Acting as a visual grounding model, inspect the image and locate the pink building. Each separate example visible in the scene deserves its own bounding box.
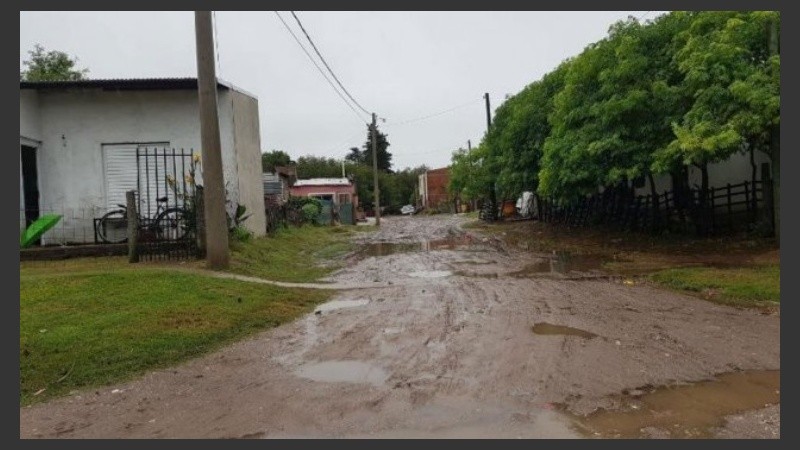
[289,178,358,208]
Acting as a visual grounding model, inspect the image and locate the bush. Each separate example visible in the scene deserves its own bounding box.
[287,196,324,225]
[231,225,252,242]
[301,203,321,223]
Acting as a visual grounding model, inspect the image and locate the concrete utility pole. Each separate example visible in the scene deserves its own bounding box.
[195,11,229,269]
[371,113,381,226]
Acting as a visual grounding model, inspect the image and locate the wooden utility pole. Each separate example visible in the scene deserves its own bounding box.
[484,92,496,220]
[126,190,139,263]
[769,18,780,244]
[195,11,229,268]
[371,113,381,226]
[484,93,492,130]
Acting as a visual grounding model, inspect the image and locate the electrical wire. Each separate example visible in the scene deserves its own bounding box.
[387,97,483,127]
[274,11,368,125]
[290,11,373,117]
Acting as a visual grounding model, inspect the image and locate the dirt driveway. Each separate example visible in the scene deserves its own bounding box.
[20,215,779,438]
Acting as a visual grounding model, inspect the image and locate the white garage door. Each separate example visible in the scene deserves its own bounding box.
[103,143,170,213]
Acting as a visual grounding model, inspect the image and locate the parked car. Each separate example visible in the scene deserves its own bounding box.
[401,204,416,215]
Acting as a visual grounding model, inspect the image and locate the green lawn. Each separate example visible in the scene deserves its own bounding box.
[20,264,330,406]
[650,264,780,307]
[229,225,362,283]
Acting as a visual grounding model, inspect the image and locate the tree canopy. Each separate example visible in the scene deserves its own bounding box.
[261,150,294,172]
[449,11,779,209]
[20,44,89,81]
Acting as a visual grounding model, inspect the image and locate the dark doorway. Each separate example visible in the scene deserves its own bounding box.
[21,145,40,228]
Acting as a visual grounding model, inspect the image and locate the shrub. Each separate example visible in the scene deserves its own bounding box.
[301,203,321,223]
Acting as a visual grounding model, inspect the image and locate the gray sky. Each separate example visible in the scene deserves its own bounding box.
[20,11,664,171]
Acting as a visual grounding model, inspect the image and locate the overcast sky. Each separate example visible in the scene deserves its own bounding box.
[20,11,665,171]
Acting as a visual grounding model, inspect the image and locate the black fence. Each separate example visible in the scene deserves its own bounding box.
[133,148,199,261]
[265,203,305,234]
[525,179,773,236]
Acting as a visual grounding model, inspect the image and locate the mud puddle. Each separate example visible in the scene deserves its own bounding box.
[294,361,389,387]
[354,235,481,258]
[532,323,598,339]
[568,370,780,438]
[511,251,623,277]
[408,270,452,278]
[314,299,369,314]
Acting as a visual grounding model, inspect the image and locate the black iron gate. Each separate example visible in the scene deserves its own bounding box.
[134,147,199,261]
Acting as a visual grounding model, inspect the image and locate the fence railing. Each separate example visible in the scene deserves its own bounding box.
[503,178,773,237]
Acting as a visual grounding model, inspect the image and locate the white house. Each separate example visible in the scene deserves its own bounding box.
[19,78,266,244]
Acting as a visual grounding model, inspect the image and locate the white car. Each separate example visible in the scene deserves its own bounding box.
[401,205,416,215]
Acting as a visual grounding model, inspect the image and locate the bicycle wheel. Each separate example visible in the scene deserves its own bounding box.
[154,208,188,240]
[97,209,128,244]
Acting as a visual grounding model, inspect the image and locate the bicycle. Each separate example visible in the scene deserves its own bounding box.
[96,196,189,244]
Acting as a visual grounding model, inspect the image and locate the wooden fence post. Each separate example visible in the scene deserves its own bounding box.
[761,163,773,234]
[726,183,733,231]
[195,186,207,258]
[126,190,139,263]
[709,187,716,235]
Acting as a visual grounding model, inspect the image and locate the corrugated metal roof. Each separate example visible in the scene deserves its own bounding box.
[263,173,284,195]
[19,77,251,96]
[293,178,352,187]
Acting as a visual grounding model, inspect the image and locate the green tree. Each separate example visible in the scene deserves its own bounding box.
[362,125,393,172]
[653,11,779,235]
[261,150,294,172]
[295,155,343,179]
[344,147,363,164]
[20,44,88,81]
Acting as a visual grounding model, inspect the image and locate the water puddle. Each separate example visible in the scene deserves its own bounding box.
[314,299,369,314]
[568,370,780,438]
[294,360,389,387]
[408,270,452,278]
[532,323,598,339]
[511,251,621,277]
[453,270,499,279]
[355,235,481,258]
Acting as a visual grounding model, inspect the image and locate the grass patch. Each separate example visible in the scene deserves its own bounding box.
[229,225,366,283]
[20,263,330,406]
[650,264,780,307]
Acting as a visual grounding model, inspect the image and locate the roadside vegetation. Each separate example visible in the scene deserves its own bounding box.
[650,264,779,307]
[20,262,330,406]
[468,219,779,309]
[229,224,369,283]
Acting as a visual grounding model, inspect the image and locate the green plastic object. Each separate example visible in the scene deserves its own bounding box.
[20,214,61,248]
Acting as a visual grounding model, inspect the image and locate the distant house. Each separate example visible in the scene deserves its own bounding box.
[263,171,291,206]
[289,178,358,209]
[418,167,452,211]
[19,77,266,244]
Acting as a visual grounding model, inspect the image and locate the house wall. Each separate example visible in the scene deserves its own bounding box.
[230,90,266,236]
[20,90,41,142]
[418,173,427,207]
[424,168,451,209]
[633,151,773,212]
[25,87,242,244]
[289,185,356,204]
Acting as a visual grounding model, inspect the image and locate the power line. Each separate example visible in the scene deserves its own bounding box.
[388,98,484,127]
[273,11,367,124]
[289,11,372,117]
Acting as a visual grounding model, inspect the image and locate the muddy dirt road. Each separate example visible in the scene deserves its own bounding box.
[20,215,779,438]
